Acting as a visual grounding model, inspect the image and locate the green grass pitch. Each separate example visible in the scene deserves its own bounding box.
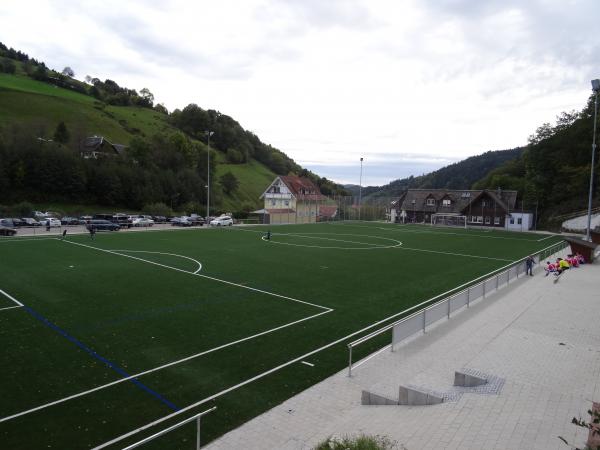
[0,222,562,449]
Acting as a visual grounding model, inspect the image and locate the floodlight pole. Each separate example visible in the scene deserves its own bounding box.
[205,131,214,220]
[586,79,600,241]
[358,157,363,220]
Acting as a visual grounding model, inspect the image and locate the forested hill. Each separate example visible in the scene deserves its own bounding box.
[474,100,599,225]
[0,42,346,215]
[354,148,523,198]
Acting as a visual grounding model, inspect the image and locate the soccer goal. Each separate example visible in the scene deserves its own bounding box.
[431,214,467,229]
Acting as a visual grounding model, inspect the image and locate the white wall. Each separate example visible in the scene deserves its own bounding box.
[505,213,533,231]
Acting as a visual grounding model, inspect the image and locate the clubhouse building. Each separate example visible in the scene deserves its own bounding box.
[390,189,533,230]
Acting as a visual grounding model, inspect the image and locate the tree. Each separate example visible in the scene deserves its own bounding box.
[139,87,154,107]
[61,66,75,77]
[154,103,168,115]
[53,122,70,144]
[219,172,239,195]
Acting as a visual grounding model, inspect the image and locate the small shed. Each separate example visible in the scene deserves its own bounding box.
[564,237,598,263]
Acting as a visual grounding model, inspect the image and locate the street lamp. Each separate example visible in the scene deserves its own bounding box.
[358,157,364,221]
[205,131,214,220]
[586,79,600,241]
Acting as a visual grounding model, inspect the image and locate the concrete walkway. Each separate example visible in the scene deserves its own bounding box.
[207,255,600,450]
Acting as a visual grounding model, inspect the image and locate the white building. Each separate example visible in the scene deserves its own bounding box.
[505,212,533,231]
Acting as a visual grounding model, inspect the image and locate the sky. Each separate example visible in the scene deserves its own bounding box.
[1,0,599,186]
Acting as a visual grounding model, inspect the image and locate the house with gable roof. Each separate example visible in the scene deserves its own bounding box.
[390,188,530,229]
[80,136,127,159]
[259,175,336,224]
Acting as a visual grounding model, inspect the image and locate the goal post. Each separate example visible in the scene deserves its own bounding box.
[431,214,467,229]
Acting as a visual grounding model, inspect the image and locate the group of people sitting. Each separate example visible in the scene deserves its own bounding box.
[544,253,586,277]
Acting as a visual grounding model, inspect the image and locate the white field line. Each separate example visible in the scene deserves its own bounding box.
[0,308,332,425]
[335,223,546,242]
[0,288,24,306]
[260,232,402,250]
[300,361,314,367]
[396,246,513,262]
[111,250,202,274]
[537,234,555,242]
[0,237,59,243]
[0,305,22,312]
[253,229,508,261]
[89,238,567,450]
[62,239,331,312]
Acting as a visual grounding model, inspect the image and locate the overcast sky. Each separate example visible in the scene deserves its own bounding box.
[1,0,598,186]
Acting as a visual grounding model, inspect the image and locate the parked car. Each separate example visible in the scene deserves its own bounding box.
[41,218,61,228]
[80,215,93,223]
[152,215,167,223]
[210,216,233,226]
[0,218,15,228]
[86,220,119,232]
[21,218,41,227]
[9,218,26,227]
[171,217,193,227]
[113,215,133,228]
[0,225,17,236]
[33,210,47,219]
[189,216,205,226]
[132,217,154,227]
[61,217,83,225]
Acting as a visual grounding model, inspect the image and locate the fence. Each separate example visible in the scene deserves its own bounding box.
[346,240,569,376]
[93,407,216,450]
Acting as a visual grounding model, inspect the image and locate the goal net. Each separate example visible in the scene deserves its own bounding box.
[431,214,467,229]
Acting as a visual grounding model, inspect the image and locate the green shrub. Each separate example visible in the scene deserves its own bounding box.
[313,434,397,450]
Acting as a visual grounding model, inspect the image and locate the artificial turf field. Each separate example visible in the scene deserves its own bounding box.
[0,221,563,449]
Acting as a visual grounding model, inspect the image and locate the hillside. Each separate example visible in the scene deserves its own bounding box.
[354,148,523,198]
[0,43,346,215]
[474,102,599,226]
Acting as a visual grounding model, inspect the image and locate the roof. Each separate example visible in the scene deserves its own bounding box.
[261,175,324,200]
[399,189,518,214]
[266,208,296,214]
[80,135,126,155]
[280,176,324,200]
[318,205,338,217]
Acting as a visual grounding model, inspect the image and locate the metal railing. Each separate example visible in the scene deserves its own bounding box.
[93,407,216,450]
[347,240,569,376]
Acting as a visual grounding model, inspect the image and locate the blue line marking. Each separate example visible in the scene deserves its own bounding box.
[24,306,179,411]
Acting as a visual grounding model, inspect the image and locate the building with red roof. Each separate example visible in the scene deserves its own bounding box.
[259,176,337,224]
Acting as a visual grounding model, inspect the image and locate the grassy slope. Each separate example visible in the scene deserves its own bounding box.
[214,152,275,211]
[0,73,275,210]
[0,223,564,449]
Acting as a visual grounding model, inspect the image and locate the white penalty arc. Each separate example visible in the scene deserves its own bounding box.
[261,232,402,250]
[110,250,203,274]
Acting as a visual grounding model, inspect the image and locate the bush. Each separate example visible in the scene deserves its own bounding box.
[11,201,34,217]
[313,434,398,450]
[142,202,174,217]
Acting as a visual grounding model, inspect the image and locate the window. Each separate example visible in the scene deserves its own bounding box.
[411,199,416,205]
[517,218,522,225]
[442,199,451,206]
[284,200,289,206]
[510,218,515,224]
[470,216,477,222]
[476,216,483,223]
[481,200,487,207]
[485,216,490,224]
[271,200,276,206]
[461,192,471,198]
[426,198,435,206]
[494,217,500,225]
